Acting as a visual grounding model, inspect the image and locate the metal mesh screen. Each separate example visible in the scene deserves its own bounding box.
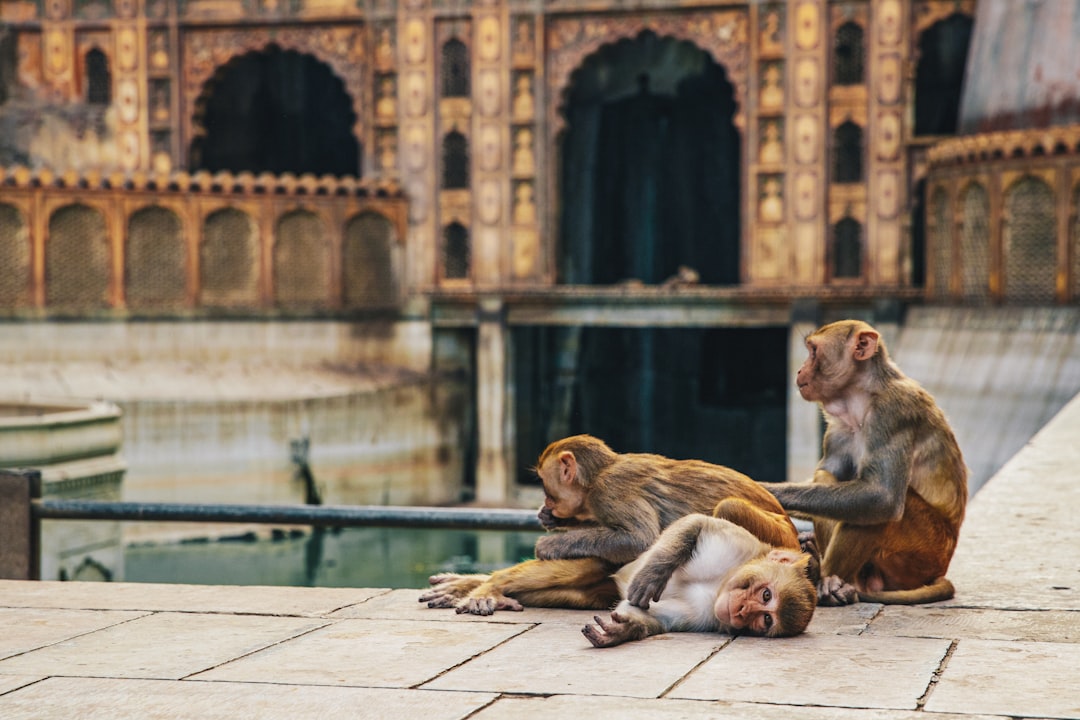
[443,222,470,279]
[832,217,862,278]
[0,203,31,308]
[442,131,469,189]
[342,212,397,309]
[199,208,259,308]
[931,187,952,298]
[441,38,470,97]
[832,121,863,183]
[960,183,990,301]
[274,210,330,309]
[1003,176,1056,304]
[126,205,186,310]
[46,204,110,309]
[834,21,864,85]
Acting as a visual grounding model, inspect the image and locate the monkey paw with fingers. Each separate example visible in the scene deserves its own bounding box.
[817,574,859,606]
[419,573,488,608]
[625,564,674,609]
[582,611,640,648]
[455,590,524,615]
[534,533,578,560]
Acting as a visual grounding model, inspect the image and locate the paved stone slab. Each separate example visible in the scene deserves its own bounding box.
[424,622,726,698]
[0,676,41,696]
[335,588,602,625]
[803,603,881,635]
[0,612,326,680]
[0,677,497,720]
[192,618,528,688]
[0,580,384,617]
[868,606,1080,643]
[926,639,1080,718]
[669,633,951,710]
[471,695,1008,720]
[0,608,148,660]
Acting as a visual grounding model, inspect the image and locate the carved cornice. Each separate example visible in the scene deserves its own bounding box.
[546,10,749,134]
[927,124,1080,168]
[0,166,404,197]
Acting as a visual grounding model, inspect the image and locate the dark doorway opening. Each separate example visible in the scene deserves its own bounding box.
[513,326,788,485]
[191,44,360,177]
[558,31,741,285]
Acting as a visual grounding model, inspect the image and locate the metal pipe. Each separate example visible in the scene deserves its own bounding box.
[33,499,542,532]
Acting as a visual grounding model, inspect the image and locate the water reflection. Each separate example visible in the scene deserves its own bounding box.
[125,527,544,589]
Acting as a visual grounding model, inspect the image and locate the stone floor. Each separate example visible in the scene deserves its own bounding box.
[1,393,1079,719]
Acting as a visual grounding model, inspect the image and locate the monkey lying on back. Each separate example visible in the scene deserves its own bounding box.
[420,434,801,614]
[583,514,818,647]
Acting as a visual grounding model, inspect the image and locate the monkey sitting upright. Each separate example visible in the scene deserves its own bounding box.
[762,319,967,605]
[420,434,802,615]
[582,514,818,647]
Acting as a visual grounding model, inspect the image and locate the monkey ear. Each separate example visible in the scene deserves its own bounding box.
[558,451,577,484]
[766,549,802,564]
[852,330,880,361]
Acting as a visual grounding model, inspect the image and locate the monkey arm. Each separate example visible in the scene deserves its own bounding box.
[761,432,911,525]
[624,514,710,609]
[582,602,667,648]
[534,524,653,565]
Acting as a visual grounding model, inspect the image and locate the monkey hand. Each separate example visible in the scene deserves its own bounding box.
[418,573,489,608]
[625,564,673,610]
[817,574,859,606]
[455,589,524,616]
[534,533,579,560]
[582,611,636,648]
[537,506,567,530]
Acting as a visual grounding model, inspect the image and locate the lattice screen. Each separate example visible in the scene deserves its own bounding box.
[199,208,259,307]
[0,204,31,308]
[443,222,470,279]
[931,187,952,298]
[1003,176,1056,304]
[342,212,397,309]
[832,217,862,278]
[960,183,990,301]
[274,210,330,309]
[126,206,186,310]
[833,21,865,86]
[46,204,109,309]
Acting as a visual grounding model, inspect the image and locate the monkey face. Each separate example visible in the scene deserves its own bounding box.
[537,455,589,521]
[713,560,783,636]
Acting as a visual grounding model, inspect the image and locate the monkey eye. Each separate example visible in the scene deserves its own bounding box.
[763,614,773,631]
[762,588,772,603]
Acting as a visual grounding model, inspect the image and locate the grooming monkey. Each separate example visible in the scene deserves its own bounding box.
[582,514,818,647]
[763,319,967,605]
[420,434,801,615]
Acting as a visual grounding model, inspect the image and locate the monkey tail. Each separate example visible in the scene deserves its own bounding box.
[857,576,955,605]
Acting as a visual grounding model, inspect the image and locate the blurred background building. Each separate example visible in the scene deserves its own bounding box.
[0,0,1078,528]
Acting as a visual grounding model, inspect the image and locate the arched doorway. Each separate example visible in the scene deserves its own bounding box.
[558,31,741,285]
[190,44,360,177]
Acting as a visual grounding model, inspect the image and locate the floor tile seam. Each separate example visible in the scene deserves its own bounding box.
[413,622,539,689]
[0,610,154,663]
[178,619,334,680]
[655,636,733,700]
[915,639,959,711]
[321,588,395,616]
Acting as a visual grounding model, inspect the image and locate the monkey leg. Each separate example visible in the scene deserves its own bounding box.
[816,490,958,605]
[457,557,619,615]
[712,497,800,550]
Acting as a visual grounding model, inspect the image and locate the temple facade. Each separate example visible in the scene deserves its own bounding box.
[2,0,1079,507]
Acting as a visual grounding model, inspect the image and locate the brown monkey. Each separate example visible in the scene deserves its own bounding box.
[762,319,967,605]
[419,434,800,615]
[582,514,818,647]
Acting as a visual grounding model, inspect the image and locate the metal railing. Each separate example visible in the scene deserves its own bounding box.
[0,468,540,581]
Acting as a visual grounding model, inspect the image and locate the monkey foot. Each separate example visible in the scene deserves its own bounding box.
[419,573,489,608]
[455,592,524,616]
[817,574,859,606]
